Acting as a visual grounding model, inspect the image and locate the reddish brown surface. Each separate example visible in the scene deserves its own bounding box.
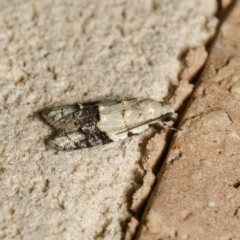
[136,1,240,239]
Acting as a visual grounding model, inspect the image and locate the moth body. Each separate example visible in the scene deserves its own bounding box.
[41,98,177,150]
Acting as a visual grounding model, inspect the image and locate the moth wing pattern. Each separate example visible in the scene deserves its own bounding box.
[46,129,111,150]
[41,101,101,132]
[41,105,80,130]
[41,101,112,150]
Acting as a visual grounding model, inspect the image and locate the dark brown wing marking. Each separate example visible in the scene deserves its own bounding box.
[41,102,100,132]
[48,127,112,151]
[41,101,112,150]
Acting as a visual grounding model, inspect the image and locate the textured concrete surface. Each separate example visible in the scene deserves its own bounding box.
[136,1,240,239]
[129,46,208,220]
[0,0,217,239]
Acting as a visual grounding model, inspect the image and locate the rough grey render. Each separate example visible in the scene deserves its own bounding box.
[0,0,217,239]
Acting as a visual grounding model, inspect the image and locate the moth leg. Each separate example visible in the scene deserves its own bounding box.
[120,132,141,157]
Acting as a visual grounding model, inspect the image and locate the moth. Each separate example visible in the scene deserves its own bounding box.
[41,98,177,150]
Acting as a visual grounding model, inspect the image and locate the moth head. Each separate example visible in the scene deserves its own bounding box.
[159,101,177,118]
[160,112,178,123]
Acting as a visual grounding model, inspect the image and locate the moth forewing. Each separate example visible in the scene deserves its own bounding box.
[41,98,177,150]
[41,105,80,127]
